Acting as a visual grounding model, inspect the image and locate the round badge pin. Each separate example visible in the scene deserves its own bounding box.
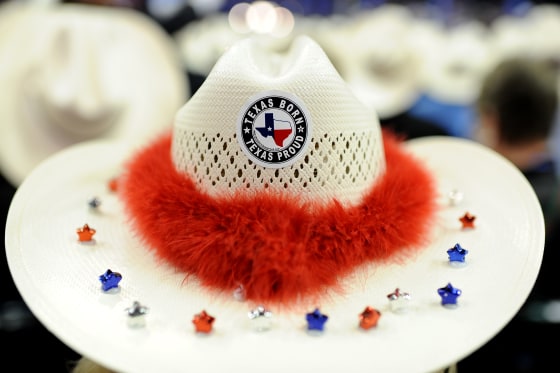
[237,90,312,169]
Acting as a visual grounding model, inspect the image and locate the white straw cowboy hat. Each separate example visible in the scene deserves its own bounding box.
[0,2,189,187]
[5,35,544,373]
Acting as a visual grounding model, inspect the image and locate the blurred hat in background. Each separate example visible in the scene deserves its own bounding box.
[487,12,533,65]
[524,3,560,64]
[330,4,422,119]
[0,2,189,187]
[174,13,242,77]
[420,20,495,106]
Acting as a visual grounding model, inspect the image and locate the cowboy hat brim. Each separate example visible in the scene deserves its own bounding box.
[5,135,543,373]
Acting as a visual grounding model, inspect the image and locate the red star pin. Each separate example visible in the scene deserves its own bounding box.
[459,212,476,229]
[77,224,96,242]
[108,177,119,192]
[359,306,381,330]
[192,310,215,334]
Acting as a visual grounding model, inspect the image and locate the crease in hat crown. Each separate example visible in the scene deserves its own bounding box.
[22,14,125,139]
[172,35,385,206]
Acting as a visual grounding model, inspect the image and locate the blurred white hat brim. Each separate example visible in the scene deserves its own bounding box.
[345,69,420,119]
[5,136,544,373]
[0,3,189,186]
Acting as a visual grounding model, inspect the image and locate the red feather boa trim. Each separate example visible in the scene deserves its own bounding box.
[119,130,438,306]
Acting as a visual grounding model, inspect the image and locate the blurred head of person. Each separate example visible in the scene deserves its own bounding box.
[475,56,558,170]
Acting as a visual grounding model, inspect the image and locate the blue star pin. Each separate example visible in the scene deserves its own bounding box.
[437,283,462,307]
[99,269,122,292]
[306,308,328,332]
[447,243,468,266]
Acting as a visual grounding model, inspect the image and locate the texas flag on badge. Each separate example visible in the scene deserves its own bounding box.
[255,112,293,147]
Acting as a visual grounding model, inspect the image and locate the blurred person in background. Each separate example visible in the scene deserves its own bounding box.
[474,56,560,263]
[458,55,560,372]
